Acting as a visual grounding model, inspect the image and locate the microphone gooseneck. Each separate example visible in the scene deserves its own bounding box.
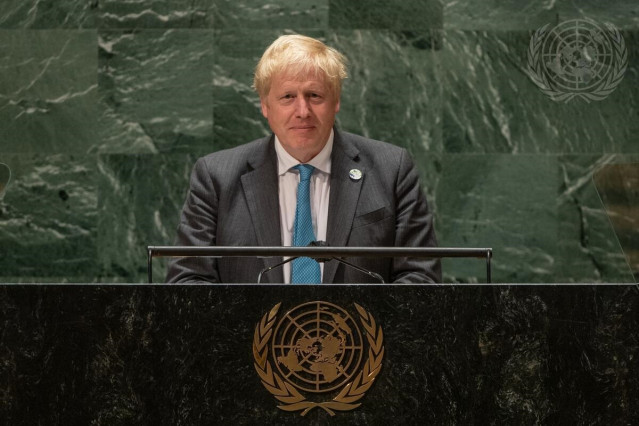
[257,241,385,284]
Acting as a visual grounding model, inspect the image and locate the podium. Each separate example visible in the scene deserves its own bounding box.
[2,283,638,424]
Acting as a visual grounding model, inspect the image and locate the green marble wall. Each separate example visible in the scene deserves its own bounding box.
[0,1,637,283]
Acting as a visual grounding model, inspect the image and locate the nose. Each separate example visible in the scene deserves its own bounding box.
[294,97,310,118]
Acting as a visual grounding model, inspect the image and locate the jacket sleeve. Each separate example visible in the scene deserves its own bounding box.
[391,149,442,283]
[165,157,220,283]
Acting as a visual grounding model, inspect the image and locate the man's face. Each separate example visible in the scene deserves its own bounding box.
[261,72,340,163]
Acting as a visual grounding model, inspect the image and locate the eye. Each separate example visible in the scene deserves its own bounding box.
[278,93,295,104]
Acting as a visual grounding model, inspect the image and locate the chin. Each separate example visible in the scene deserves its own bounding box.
[289,136,317,147]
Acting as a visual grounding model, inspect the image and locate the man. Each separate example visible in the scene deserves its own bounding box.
[166,34,441,283]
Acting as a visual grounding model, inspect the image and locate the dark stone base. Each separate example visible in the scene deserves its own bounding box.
[2,284,638,424]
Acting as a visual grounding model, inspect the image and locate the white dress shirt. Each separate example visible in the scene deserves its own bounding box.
[275,130,333,283]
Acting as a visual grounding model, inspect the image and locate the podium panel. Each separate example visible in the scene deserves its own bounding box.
[2,284,638,424]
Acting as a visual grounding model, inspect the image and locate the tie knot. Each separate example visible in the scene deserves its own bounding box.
[294,164,315,181]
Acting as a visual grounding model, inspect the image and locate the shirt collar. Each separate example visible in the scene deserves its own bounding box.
[275,129,333,176]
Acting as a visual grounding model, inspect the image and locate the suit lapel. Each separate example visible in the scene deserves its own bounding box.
[324,130,363,283]
[241,136,284,283]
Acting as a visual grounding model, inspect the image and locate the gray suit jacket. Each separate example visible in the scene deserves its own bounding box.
[166,129,441,283]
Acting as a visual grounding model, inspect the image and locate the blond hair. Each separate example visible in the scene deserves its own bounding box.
[253,34,348,98]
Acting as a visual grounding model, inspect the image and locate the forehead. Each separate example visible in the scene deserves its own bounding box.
[270,69,329,91]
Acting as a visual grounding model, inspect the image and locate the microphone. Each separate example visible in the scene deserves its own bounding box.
[311,241,385,283]
[257,241,385,284]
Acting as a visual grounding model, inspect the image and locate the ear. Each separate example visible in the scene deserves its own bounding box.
[260,97,268,118]
[335,98,340,114]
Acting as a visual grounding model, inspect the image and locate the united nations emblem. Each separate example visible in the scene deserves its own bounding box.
[252,301,384,416]
[526,19,627,102]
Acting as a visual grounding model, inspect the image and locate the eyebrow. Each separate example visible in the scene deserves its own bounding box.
[278,84,326,93]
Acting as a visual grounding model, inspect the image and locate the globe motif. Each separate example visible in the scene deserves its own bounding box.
[541,19,615,91]
[272,301,364,393]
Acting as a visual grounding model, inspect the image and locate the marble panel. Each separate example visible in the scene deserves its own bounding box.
[556,154,637,283]
[553,1,639,30]
[444,0,557,31]
[98,0,214,29]
[441,30,639,154]
[0,154,97,280]
[444,0,639,30]
[0,30,98,154]
[0,162,10,198]
[0,0,97,29]
[97,153,196,282]
[331,30,442,154]
[212,29,288,148]
[329,0,442,30]
[97,29,214,154]
[594,162,639,281]
[214,0,328,29]
[437,154,558,283]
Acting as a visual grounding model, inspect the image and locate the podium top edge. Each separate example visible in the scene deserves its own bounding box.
[1,283,636,287]
[146,246,493,258]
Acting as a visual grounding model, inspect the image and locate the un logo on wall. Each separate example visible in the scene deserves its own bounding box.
[253,301,384,416]
[526,19,627,102]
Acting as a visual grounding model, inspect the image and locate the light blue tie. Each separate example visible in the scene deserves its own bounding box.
[291,164,321,284]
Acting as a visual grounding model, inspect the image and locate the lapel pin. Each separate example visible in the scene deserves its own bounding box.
[349,169,363,181]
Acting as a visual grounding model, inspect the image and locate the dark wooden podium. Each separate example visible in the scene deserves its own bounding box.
[2,283,638,424]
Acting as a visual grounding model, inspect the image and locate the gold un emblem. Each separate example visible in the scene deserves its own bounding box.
[252,301,384,416]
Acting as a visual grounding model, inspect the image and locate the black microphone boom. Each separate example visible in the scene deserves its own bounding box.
[257,241,385,283]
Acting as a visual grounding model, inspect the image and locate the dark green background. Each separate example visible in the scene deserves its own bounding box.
[0,0,637,283]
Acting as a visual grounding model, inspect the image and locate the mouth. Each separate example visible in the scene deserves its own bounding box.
[290,125,316,131]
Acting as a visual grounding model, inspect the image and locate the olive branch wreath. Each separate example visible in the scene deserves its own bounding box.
[525,22,628,103]
[252,302,384,417]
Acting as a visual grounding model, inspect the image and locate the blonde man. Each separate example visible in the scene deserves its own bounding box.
[167,35,441,284]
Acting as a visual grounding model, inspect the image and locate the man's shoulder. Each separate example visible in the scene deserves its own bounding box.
[199,135,272,164]
[190,135,274,182]
[337,130,407,165]
[338,130,405,153]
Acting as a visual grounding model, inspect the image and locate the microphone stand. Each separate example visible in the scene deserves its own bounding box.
[257,256,298,284]
[257,241,385,284]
